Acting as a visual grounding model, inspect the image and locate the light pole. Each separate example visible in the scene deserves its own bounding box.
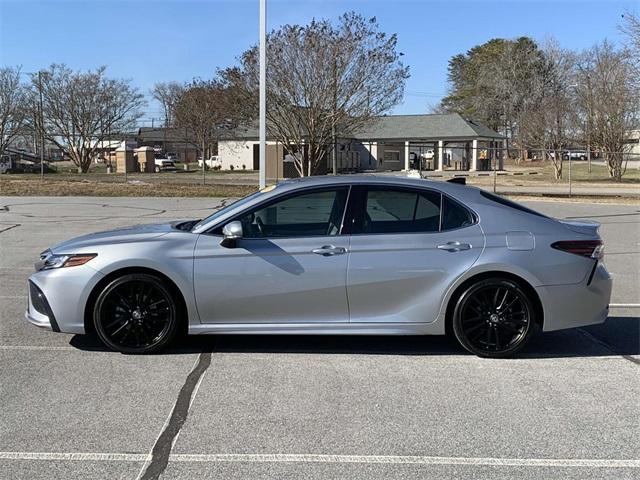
[38,71,45,180]
[259,0,266,189]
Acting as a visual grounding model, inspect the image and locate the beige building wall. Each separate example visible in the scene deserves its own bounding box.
[218,140,256,170]
[628,130,640,156]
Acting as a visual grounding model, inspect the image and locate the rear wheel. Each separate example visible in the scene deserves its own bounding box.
[452,278,535,358]
[93,274,178,354]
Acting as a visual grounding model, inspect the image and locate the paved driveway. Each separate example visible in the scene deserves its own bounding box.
[0,196,638,480]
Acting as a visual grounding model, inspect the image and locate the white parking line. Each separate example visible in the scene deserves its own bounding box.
[0,452,146,462]
[0,452,638,468]
[0,345,77,351]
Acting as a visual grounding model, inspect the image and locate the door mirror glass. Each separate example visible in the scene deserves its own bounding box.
[221,221,243,248]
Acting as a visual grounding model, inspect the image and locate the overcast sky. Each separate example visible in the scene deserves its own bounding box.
[1,0,636,124]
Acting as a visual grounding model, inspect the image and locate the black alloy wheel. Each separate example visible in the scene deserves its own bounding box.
[93,274,178,353]
[452,278,535,358]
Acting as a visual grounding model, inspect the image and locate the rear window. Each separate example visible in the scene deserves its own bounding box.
[480,191,548,218]
[442,196,475,230]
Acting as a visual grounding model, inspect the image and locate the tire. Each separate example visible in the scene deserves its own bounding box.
[452,278,536,358]
[154,165,161,173]
[93,273,179,354]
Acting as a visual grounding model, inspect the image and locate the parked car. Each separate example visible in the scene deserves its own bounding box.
[0,158,55,174]
[154,155,177,173]
[26,176,611,357]
[0,155,12,174]
[166,152,179,162]
[563,151,588,160]
[198,156,222,170]
[24,162,56,173]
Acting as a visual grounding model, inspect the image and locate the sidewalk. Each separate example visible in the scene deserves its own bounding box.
[376,170,640,198]
[486,184,640,198]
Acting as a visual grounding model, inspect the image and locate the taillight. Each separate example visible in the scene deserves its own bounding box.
[551,240,604,260]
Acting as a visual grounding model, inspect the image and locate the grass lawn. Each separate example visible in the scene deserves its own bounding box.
[3,158,638,198]
[498,159,640,183]
[0,177,257,197]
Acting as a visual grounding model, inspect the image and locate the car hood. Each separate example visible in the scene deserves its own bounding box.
[50,222,177,252]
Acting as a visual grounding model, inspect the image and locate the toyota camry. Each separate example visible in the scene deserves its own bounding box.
[26,176,612,357]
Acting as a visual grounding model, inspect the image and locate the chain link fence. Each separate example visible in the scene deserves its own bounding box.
[2,141,638,197]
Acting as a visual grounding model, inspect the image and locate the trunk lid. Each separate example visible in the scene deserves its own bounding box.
[559,219,601,238]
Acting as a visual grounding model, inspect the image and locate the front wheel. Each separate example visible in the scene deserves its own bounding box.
[452,278,536,358]
[93,274,179,354]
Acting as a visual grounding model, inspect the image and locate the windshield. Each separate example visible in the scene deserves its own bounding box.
[192,189,265,231]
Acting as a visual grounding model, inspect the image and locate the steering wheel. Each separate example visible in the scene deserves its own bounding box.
[255,216,266,237]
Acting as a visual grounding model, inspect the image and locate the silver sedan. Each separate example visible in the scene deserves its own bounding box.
[26,176,612,357]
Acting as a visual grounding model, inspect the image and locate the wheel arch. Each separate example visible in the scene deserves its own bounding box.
[84,266,189,335]
[444,271,544,335]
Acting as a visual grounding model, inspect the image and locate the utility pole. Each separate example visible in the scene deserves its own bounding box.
[258,0,266,189]
[38,71,44,180]
[568,149,572,197]
[332,56,337,175]
[586,75,592,174]
[202,139,206,185]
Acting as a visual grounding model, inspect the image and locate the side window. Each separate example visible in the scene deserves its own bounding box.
[362,188,441,234]
[441,196,475,230]
[237,187,349,238]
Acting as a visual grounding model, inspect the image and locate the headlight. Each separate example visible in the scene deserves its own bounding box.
[37,250,97,271]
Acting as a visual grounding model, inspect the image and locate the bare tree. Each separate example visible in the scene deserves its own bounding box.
[223,12,409,176]
[0,66,26,158]
[150,81,183,128]
[174,79,236,164]
[33,64,145,172]
[518,40,576,179]
[620,11,640,61]
[576,41,639,180]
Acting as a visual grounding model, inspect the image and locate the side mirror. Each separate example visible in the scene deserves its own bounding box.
[220,221,243,248]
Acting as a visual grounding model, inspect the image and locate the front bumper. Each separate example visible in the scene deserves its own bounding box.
[536,262,613,332]
[25,265,105,334]
[25,280,59,331]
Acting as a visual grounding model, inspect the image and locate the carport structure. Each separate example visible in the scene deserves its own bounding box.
[351,113,504,172]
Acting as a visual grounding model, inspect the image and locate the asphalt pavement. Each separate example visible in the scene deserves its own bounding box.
[0,196,638,480]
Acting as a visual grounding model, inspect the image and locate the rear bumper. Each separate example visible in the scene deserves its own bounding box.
[536,263,612,332]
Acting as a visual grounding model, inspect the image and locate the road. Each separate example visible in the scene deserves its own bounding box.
[0,196,638,480]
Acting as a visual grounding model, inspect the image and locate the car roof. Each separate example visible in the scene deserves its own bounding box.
[274,174,478,198]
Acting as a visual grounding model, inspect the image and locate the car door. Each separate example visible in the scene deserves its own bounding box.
[194,186,351,324]
[347,185,484,324]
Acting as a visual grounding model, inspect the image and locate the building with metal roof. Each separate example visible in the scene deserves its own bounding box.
[217,113,504,176]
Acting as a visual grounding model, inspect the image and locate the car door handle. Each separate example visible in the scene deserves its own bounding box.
[312,245,347,256]
[437,241,471,252]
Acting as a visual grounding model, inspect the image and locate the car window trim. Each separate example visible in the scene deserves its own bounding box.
[204,185,352,239]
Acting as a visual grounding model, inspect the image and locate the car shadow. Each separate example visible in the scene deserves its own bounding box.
[69,316,639,359]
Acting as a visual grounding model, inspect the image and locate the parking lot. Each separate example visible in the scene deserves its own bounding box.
[0,196,638,480]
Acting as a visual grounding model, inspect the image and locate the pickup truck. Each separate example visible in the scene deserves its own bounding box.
[154,155,178,173]
[198,156,222,170]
